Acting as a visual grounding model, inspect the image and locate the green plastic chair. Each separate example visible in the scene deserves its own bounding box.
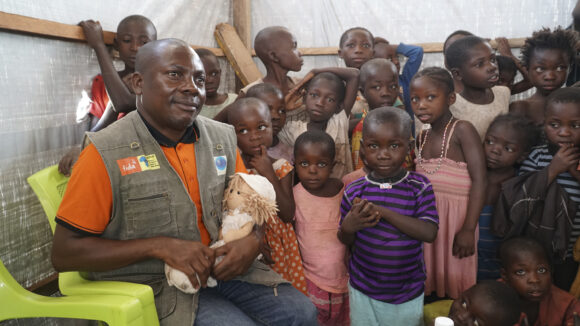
[0,258,145,325]
[27,165,159,326]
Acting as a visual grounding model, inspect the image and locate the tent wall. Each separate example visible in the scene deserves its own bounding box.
[0,0,574,324]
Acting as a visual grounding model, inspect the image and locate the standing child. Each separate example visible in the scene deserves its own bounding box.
[518,87,580,291]
[443,30,474,94]
[339,107,438,325]
[293,130,349,326]
[411,67,487,299]
[445,36,511,141]
[227,97,307,295]
[500,237,580,326]
[58,15,157,175]
[195,48,236,119]
[478,114,540,281]
[510,27,578,126]
[278,67,359,178]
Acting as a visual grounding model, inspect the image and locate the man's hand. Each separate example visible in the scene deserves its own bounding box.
[78,20,106,50]
[212,234,260,281]
[341,198,380,234]
[160,239,215,290]
[452,228,475,259]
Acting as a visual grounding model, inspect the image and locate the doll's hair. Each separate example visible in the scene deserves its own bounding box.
[222,174,278,225]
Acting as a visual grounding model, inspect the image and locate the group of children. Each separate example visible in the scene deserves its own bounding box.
[72,13,580,326]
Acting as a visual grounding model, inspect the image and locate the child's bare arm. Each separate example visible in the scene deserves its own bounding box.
[495,37,532,94]
[369,204,437,242]
[311,67,360,117]
[249,145,295,223]
[79,20,136,115]
[454,121,487,258]
[338,199,380,246]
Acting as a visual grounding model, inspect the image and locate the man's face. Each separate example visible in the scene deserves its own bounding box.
[133,43,206,140]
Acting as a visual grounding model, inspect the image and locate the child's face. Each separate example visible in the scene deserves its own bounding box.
[501,250,551,302]
[200,55,222,98]
[455,42,499,89]
[484,123,526,170]
[363,67,399,110]
[448,286,502,326]
[115,20,156,70]
[232,105,273,156]
[544,101,580,148]
[373,44,401,73]
[274,31,303,72]
[497,69,516,89]
[339,30,374,69]
[295,142,334,193]
[305,79,340,123]
[256,93,286,136]
[528,48,570,95]
[360,121,409,178]
[410,76,455,125]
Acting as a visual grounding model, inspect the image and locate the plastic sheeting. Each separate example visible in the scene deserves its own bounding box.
[0,1,574,324]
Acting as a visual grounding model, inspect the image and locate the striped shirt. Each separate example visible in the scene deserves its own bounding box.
[519,144,580,256]
[340,171,438,304]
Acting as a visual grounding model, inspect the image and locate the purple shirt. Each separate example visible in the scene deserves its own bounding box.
[340,171,438,303]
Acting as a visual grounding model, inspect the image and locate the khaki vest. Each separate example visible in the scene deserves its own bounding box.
[84,112,285,324]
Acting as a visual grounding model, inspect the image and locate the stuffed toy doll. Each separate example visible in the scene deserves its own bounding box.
[165,172,277,293]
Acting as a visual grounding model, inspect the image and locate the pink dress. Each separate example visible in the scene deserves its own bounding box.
[415,120,477,299]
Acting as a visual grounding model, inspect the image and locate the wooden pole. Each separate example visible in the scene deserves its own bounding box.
[232,0,252,91]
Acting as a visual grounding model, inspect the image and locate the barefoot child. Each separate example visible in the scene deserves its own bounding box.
[445,36,510,141]
[195,48,236,118]
[339,107,438,325]
[500,237,580,326]
[293,130,349,325]
[278,67,359,178]
[510,27,578,126]
[478,114,540,281]
[58,15,157,175]
[227,98,307,294]
[411,67,487,298]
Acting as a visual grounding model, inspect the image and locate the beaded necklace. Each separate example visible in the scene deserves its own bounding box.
[417,115,454,175]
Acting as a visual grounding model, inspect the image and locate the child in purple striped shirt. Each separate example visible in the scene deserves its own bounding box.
[338,107,439,325]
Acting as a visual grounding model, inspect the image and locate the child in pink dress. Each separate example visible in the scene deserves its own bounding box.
[411,67,487,299]
[293,130,349,325]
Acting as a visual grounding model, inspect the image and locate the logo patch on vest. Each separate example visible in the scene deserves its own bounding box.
[117,154,160,176]
[214,155,227,176]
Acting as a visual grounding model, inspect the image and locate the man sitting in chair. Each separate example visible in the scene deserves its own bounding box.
[51,38,316,326]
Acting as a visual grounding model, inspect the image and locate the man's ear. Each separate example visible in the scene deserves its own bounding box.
[447,92,457,106]
[132,72,144,96]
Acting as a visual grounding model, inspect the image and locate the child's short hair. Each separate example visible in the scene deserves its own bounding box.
[194,48,216,60]
[470,280,523,326]
[488,113,540,153]
[499,237,551,269]
[445,35,486,69]
[226,97,270,122]
[374,36,389,45]
[411,67,454,95]
[293,130,336,160]
[339,27,374,48]
[546,87,580,108]
[520,27,579,68]
[364,106,412,139]
[254,26,290,62]
[359,58,398,88]
[117,15,157,36]
[307,72,346,102]
[245,83,284,99]
[443,30,474,53]
[496,55,517,75]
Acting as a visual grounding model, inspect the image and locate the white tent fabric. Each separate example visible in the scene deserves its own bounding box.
[0,1,574,324]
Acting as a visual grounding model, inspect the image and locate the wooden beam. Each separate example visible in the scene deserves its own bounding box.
[215,23,262,86]
[0,11,225,56]
[233,0,252,48]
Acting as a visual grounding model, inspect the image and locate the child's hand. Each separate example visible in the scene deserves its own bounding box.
[249,145,276,179]
[341,199,380,234]
[453,228,475,258]
[78,20,106,50]
[494,37,513,58]
[285,72,315,111]
[550,144,580,177]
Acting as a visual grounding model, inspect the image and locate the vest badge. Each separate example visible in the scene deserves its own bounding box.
[214,155,227,176]
[117,154,160,176]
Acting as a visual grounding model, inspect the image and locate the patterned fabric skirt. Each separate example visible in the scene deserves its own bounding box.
[306,278,349,326]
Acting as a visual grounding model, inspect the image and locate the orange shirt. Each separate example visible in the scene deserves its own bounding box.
[57,140,246,246]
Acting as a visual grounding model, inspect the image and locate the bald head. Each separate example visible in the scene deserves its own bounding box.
[359,58,398,87]
[135,38,198,73]
[254,26,292,61]
[117,15,157,38]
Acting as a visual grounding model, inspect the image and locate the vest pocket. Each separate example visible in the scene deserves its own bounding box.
[124,189,176,238]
